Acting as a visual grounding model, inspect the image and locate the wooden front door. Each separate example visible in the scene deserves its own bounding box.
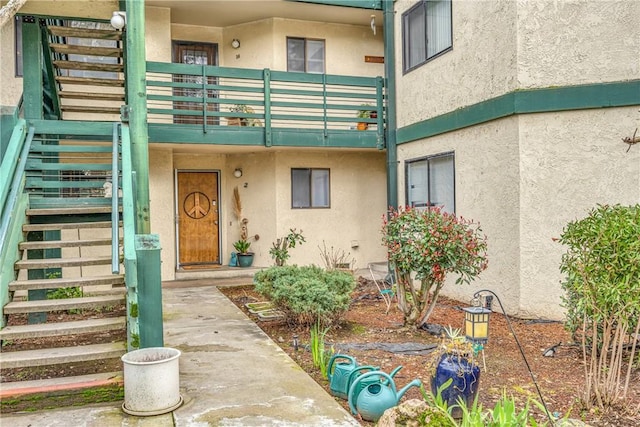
[172,41,218,124]
[176,171,220,266]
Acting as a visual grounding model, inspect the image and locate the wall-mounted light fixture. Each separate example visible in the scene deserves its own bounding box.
[370,14,376,36]
[110,11,126,30]
[231,39,241,49]
[233,168,243,178]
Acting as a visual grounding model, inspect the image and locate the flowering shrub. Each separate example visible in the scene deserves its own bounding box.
[382,206,488,328]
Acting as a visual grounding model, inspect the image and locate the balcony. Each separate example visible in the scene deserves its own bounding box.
[145,61,385,150]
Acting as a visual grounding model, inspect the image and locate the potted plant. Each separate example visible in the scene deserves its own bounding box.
[356,107,371,131]
[227,104,262,127]
[427,326,481,418]
[233,238,254,267]
[232,186,257,267]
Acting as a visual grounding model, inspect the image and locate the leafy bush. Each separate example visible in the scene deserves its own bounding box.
[254,265,356,326]
[269,228,305,266]
[559,203,640,409]
[382,206,488,328]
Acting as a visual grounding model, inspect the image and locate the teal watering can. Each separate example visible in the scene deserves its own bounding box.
[327,354,376,400]
[346,365,402,404]
[348,371,422,422]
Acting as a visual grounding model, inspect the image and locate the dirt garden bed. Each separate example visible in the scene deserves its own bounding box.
[219,276,640,426]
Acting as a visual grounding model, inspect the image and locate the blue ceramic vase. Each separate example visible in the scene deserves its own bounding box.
[431,353,481,418]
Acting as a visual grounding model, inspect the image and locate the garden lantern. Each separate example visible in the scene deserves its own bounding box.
[463,304,491,344]
[471,289,555,425]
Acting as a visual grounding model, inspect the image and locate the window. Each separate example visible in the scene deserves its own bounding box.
[291,168,330,208]
[406,152,455,213]
[402,0,452,72]
[287,37,325,73]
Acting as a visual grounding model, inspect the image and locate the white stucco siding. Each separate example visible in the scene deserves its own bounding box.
[394,0,518,128]
[225,151,278,266]
[0,17,20,108]
[517,0,640,88]
[272,18,384,76]
[272,150,387,270]
[149,148,175,280]
[222,19,275,69]
[146,6,172,62]
[147,149,386,278]
[396,117,522,314]
[13,0,117,19]
[517,106,640,319]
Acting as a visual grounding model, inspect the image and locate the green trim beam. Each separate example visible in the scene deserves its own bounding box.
[397,80,640,144]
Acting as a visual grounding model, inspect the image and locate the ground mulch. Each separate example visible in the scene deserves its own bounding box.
[219,276,640,426]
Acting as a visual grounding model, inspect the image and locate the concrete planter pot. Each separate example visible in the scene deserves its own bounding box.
[121,347,182,416]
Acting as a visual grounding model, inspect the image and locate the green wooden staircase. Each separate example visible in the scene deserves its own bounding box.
[0,121,129,407]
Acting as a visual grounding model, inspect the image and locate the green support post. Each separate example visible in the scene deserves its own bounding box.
[135,234,163,348]
[383,0,398,209]
[21,16,43,121]
[126,0,151,234]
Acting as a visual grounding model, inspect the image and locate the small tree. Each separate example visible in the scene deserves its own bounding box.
[382,206,488,328]
[269,228,305,266]
[559,204,640,410]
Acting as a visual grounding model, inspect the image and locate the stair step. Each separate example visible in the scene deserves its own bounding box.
[53,60,124,73]
[56,76,125,87]
[9,274,125,292]
[0,342,126,369]
[50,43,122,57]
[27,206,113,216]
[47,26,123,40]
[15,256,112,270]
[23,221,114,231]
[61,105,122,115]
[0,372,123,399]
[19,238,114,250]
[59,91,125,101]
[4,294,125,314]
[0,317,126,341]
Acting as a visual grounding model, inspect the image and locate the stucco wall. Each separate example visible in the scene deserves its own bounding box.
[272,150,387,270]
[0,17,20,107]
[148,148,386,279]
[517,106,640,318]
[225,151,278,265]
[394,0,518,127]
[396,117,522,315]
[517,0,640,88]
[222,19,274,69]
[272,18,384,76]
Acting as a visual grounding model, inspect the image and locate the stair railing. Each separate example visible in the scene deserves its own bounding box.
[111,123,121,274]
[120,123,140,351]
[0,121,34,326]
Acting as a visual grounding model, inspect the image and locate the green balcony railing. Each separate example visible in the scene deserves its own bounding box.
[146,62,385,148]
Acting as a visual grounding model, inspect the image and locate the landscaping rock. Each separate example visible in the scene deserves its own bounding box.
[377,399,451,427]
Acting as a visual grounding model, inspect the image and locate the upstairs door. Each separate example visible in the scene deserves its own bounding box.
[176,171,220,267]
[172,41,218,124]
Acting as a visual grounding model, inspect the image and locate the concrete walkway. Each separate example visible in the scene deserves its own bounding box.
[2,284,359,426]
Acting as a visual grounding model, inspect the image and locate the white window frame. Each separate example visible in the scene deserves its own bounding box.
[291,168,330,208]
[402,0,453,73]
[405,152,455,214]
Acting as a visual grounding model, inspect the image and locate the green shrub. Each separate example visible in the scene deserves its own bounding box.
[559,203,640,409]
[254,265,356,326]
